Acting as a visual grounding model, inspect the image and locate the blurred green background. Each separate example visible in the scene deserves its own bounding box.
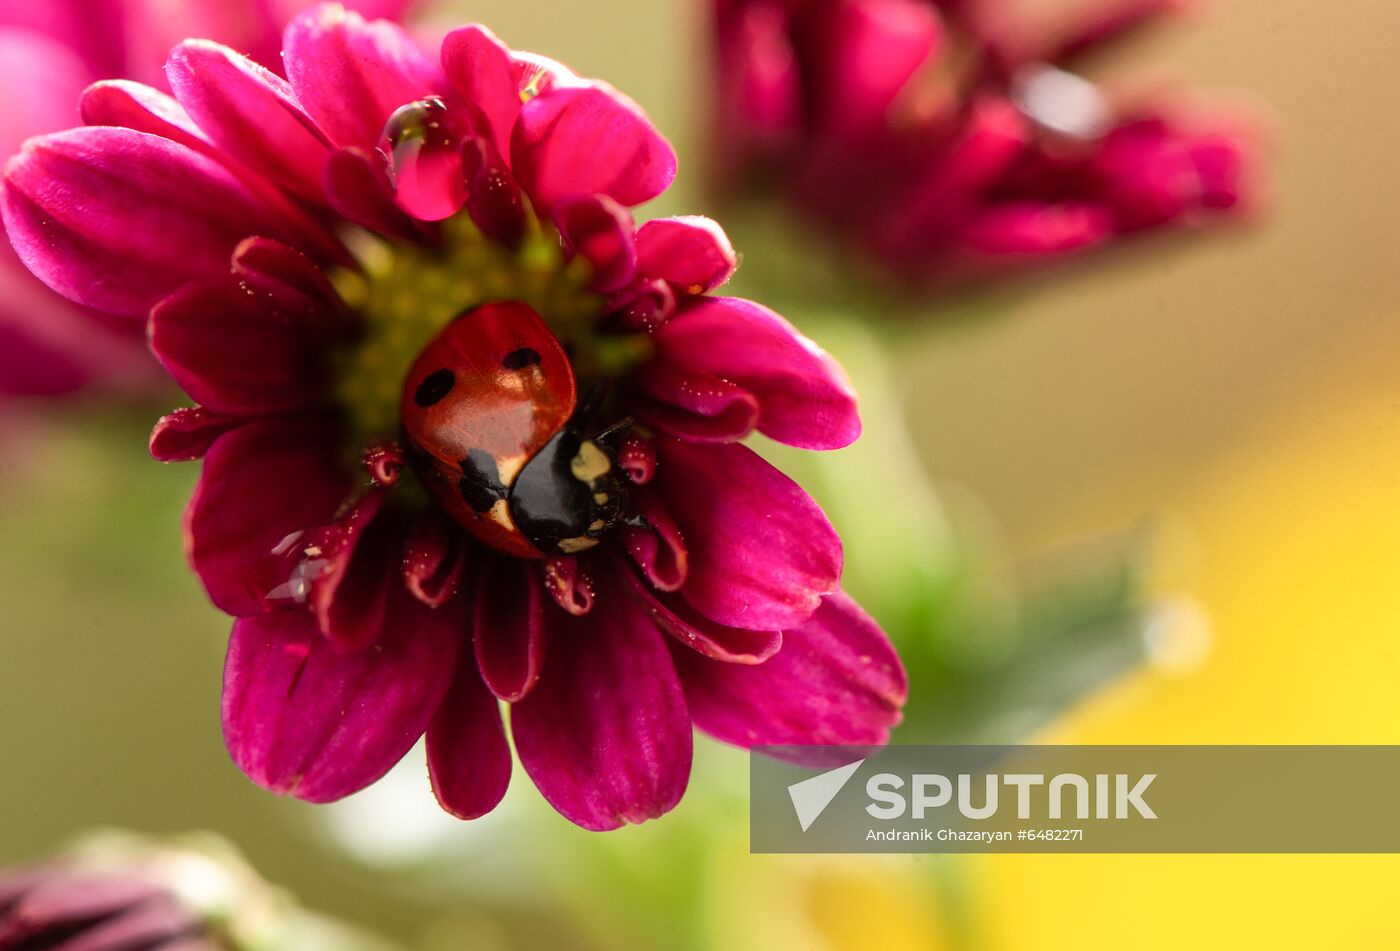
[4,0,1400,948]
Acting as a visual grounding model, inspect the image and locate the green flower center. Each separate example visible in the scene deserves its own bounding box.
[327,214,648,450]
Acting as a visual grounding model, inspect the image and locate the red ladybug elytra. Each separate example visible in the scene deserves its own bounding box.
[401,301,624,558]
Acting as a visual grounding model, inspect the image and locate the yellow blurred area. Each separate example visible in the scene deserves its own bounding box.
[703,853,954,951]
[804,867,949,951]
[969,357,1400,947]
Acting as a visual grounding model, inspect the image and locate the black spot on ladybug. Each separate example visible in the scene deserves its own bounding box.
[414,368,455,407]
[502,348,542,371]
[458,448,508,513]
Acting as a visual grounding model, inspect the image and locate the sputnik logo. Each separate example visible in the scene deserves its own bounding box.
[787,759,865,832]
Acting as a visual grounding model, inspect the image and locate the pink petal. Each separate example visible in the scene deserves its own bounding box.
[512,84,677,213]
[230,236,347,334]
[460,136,525,247]
[0,5,126,81]
[222,590,462,803]
[401,511,467,607]
[166,40,330,203]
[305,491,395,649]
[672,591,906,746]
[441,24,520,152]
[0,864,47,908]
[79,81,210,153]
[0,875,161,940]
[542,555,595,616]
[623,566,781,664]
[512,582,691,830]
[651,297,860,450]
[620,486,687,591]
[186,417,351,617]
[283,4,442,149]
[961,201,1112,254]
[77,82,350,267]
[868,95,1029,253]
[0,244,150,396]
[654,437,841,631]
[603,277,674,332]
[2,127,293,316]
[615,430,656,484]
[553,193,637,293]
[125,0,420,82]
[796,0,941,139]
[149,280,322,415]
[149,407,239,462]
[634,216,737,294]
[1092,118,1248,229]
[1190,133,1249,211]
[363,442,406,487]
[55,896,196,951]
[711,0,802,172]
[0,28,89,159]
[276,0,418,31]
[324,146,420,240]
[0,322,91,396]
[636,363,760,443]
[473,555,546,702]
[427,660,511,820]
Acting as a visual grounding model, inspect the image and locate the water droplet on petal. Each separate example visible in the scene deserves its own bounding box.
[383,97,469,222]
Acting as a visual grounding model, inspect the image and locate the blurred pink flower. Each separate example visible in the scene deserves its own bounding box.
[3,4,906,830]
[0,0,413,396]
[0,832,363,949]
[712,0,1260,286]
[0,863,213,949]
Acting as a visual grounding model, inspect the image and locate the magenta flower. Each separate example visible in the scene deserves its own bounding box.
[3,3,906,829]
[712,0,1259,285]
[0,0,411,396]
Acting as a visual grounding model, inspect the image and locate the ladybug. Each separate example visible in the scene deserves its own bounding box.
[401,301,625,559]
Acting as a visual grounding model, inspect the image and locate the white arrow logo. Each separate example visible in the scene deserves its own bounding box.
[787,759,865,832]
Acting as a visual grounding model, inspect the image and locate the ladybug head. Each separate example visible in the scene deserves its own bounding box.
[508,429,626,556]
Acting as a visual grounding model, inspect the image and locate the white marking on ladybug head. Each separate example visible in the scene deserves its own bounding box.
[558,535,601,554]
[570,440,612,485]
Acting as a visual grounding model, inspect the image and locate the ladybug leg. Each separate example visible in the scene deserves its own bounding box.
[592,416,638,444]
[570,381,643,448]
[571,379,611,430]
